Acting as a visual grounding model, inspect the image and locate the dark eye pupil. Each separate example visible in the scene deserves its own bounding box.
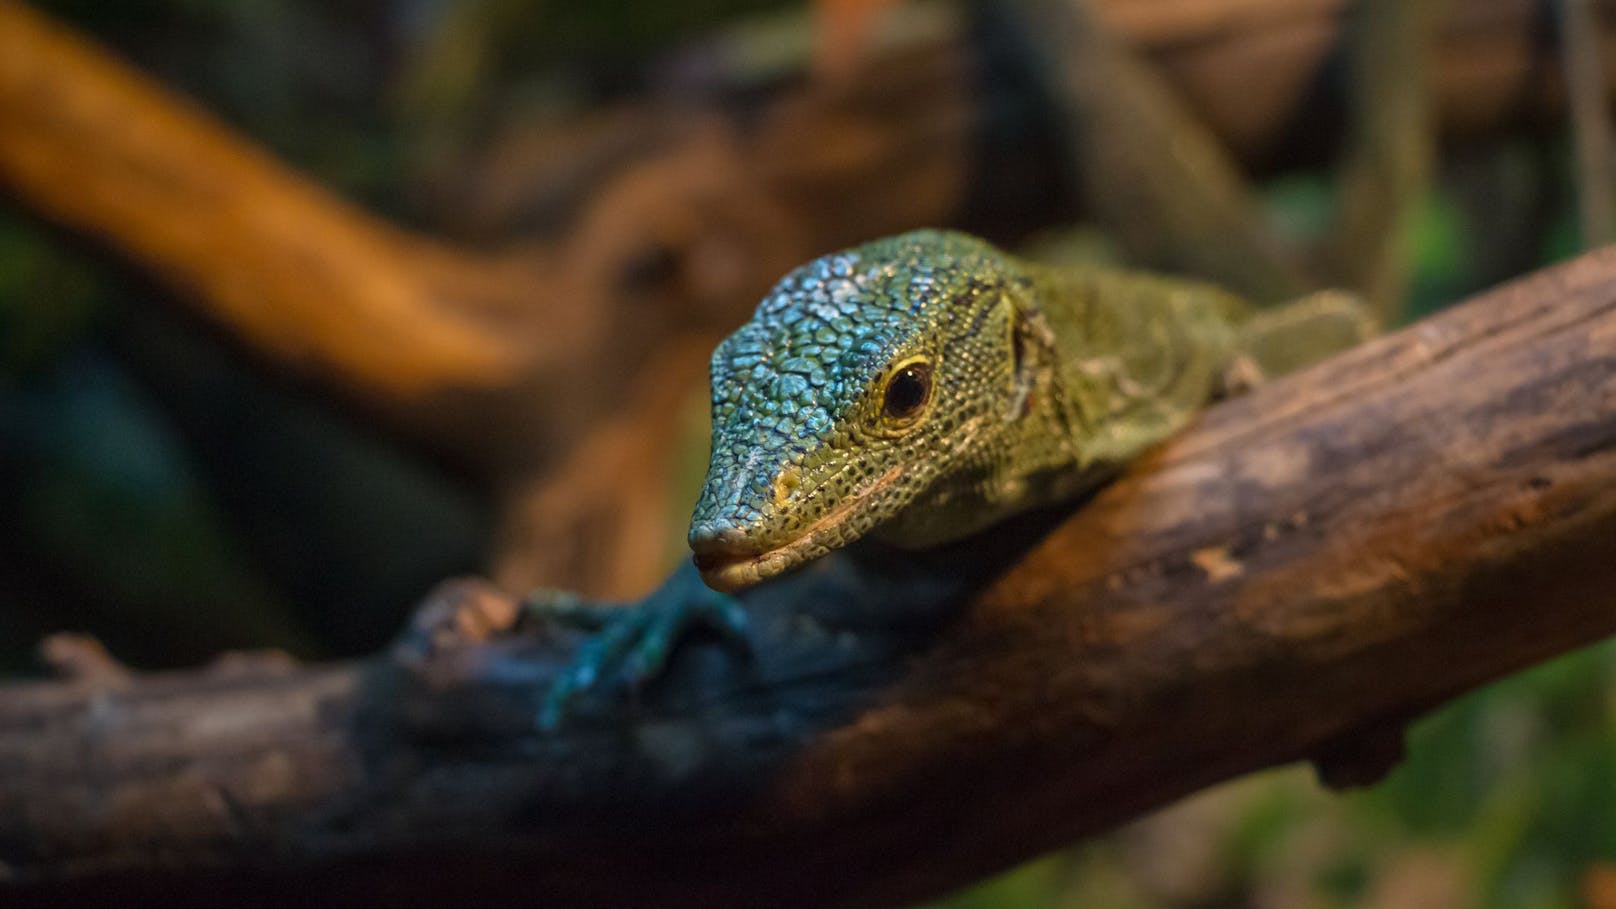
[883,365,931,419]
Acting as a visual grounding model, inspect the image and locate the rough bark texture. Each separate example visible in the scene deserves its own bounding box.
[3,244,1616,908]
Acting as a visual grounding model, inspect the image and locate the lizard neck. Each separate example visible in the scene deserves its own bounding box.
[873,274,1091,549]
[874,260,1246,550]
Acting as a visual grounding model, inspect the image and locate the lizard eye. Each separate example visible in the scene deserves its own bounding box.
[882,361,932,421]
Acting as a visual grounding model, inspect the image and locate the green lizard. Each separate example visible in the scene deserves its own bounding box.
[533,229,1371,725]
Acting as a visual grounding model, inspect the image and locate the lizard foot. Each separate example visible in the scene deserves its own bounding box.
[527,563,750,730]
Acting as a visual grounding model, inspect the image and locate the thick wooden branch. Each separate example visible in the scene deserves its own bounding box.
[4,246,1616,907]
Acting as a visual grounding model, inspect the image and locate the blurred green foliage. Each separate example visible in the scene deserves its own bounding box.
[0,212,104,378]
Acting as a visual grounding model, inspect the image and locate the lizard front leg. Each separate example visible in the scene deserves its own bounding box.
[526,560,750,729]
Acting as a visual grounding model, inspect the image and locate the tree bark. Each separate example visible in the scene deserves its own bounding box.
[4,244,1616,908]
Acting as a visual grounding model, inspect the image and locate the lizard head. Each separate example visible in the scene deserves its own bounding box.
[689,230,1040,591]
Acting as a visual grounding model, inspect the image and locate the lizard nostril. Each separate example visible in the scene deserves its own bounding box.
[689,521,767,577]
[688,521,757,558]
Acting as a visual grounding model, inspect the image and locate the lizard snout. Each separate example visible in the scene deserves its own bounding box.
[688,519,762,561]
[688,518,779,592]
[689,459,789,560]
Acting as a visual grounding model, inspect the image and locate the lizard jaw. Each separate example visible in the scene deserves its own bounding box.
[694,542,820,593]
[693,461,908,592]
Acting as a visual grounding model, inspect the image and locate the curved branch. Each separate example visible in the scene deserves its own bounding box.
[4,245,1616,907]
[0,1,537,403]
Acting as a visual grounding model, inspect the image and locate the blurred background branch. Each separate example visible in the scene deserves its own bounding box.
[1559,0,1616,246]
[1327,0,1443,323]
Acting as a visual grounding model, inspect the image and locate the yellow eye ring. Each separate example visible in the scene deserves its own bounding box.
[881,357,933,425]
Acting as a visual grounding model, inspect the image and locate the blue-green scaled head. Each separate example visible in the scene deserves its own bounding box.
[689,230,1038,591]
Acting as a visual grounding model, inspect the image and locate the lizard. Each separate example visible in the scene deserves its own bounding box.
[531,228,1372,726]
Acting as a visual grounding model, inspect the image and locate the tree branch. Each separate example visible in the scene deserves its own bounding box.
[0,2,816,474]
[4,243,1616,907]
[0,0,537,404]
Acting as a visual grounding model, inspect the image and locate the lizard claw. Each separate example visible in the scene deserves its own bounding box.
[527,564,750,730]
[522,588,616,632]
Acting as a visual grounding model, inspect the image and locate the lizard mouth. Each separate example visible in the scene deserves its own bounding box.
[693,542,813,594]
[693,461,907,592]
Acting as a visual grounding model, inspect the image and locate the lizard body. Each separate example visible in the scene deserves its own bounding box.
[531,229,1370,725]
[689,229,1371,591]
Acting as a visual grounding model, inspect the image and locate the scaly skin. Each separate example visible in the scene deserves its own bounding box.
[688,229,1370,591]
[534,229,1372,723]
